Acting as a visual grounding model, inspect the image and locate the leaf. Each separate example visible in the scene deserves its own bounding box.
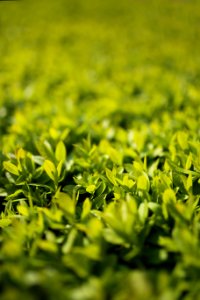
[133,161,144,173]
[185,153,192,170]
[177,131,188,150]
[163,189,176,204]
[43,160,57,181]
[37,240,57,253]
[7,189,24,200]
[93,194,106,209]
[138,201,148,223]
[17,205,29,217]
[168,159,200,177]
[81,198,91,219]
[86,184,96,193]
[137,174,150,191]
[3,161,19,176]
[87,218,103,239]
[16,148,26,160]
[62,253,89,278]
[62,228,77,254]
[57,160,63,177]
[109,147,123,165]
[35,140,55,161]
[105,168,117,186]
[0,218,12,228]
[54,191,75,216]
[122,174,135,189]
[74,244,101,260]
[103,228,126,245]
[0,188,7,197]
[148,202,162,214]
[186,173,193,192]
[95,181,106,196]
[55,140,67,162]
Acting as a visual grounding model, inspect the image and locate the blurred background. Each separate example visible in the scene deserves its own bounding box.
[0,0,200,151]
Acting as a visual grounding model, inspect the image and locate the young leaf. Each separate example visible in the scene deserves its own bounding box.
[36,140,55,161]
[185,153,192,170]
[177,131,188,150]
[43,160,56,181]
[137,174,150,191]
[17,205,29,217]
[163,189,176,204]
[57,160,63,177]
[86,184,96,193]
[81,198,91,219]
[0,218,12,228]
[186,173,193,192]
[54,191,75,215]
[138,201,148,223]
[55,140,66,162]
[106,168,117,186]
[37,240,57,253]
[3,161,19,176]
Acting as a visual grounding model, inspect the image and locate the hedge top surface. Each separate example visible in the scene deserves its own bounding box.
[0,1,200,299]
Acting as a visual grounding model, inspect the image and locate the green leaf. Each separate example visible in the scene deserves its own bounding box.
[109,147,123,165]
[185,153,192,170]
[105,168,117,186]
[103,228,126,245]
[137,173,150,191]
[81,198,91,219]
[186,173,193,192]
[55,140,67,162]
[138,201,148,223]
[95,181,106,196]
[37,240,57,253]
[35,140,55,161]
[0,188,7,197]
[43,160,57,181]
[3,161,19,176]
[86,184,96,193]
[0,218,12,228]
[122,174,135,189]
[17,205,29,217]
[163,189,176,204]
[177,131,188,150]
[57,160,63,177]
[148,202,162,214]
[74,244,101,260]
[62,228,77,254]
[54,191,75,216]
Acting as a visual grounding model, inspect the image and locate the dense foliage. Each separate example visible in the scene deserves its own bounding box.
[0,0,200,299]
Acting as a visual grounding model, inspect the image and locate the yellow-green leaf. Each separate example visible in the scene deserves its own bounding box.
[54,192,75,215]
[163,189,176,204]
[86,184,96,193]
[43,160,56,181]
[55,140,66,162]
[177,131,188,150]
[37,240,57,253]
[137,174,150,191]
[185,153,192,170]
[3,161,19,176]
[186,173,193,191]
[16,148,26,160]
[106,168,117,186]
[138,201,148,222]
[0,218,12,228]
[57,160,63,177]
[81,198,91,219]
[17,205,29,217]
